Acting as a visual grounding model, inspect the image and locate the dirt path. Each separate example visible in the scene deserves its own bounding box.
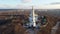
[51,22,60,34]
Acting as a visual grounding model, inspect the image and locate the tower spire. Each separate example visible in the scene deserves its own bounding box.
[32,6,36,27]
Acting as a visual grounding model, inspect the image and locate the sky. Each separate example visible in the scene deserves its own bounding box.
[0,0,60,9]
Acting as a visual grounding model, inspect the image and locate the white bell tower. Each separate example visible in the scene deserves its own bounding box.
[32,6,36,27]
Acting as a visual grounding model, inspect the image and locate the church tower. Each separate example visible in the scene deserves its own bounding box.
[32,6,36,27]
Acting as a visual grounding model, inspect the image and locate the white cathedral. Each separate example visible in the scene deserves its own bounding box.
[29,6,38,27]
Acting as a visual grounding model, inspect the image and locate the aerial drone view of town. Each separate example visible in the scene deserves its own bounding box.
[0,0,60,34]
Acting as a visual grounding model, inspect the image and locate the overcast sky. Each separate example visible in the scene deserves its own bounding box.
[0,0,60,9]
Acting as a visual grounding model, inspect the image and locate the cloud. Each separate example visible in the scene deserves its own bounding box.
[0,4,17,9]
[16,5,32,9]
[39,4,60,9]
[50,2,60,5]
[1,4,60,9]
[16,4,60,9]
[21,0,32,3]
